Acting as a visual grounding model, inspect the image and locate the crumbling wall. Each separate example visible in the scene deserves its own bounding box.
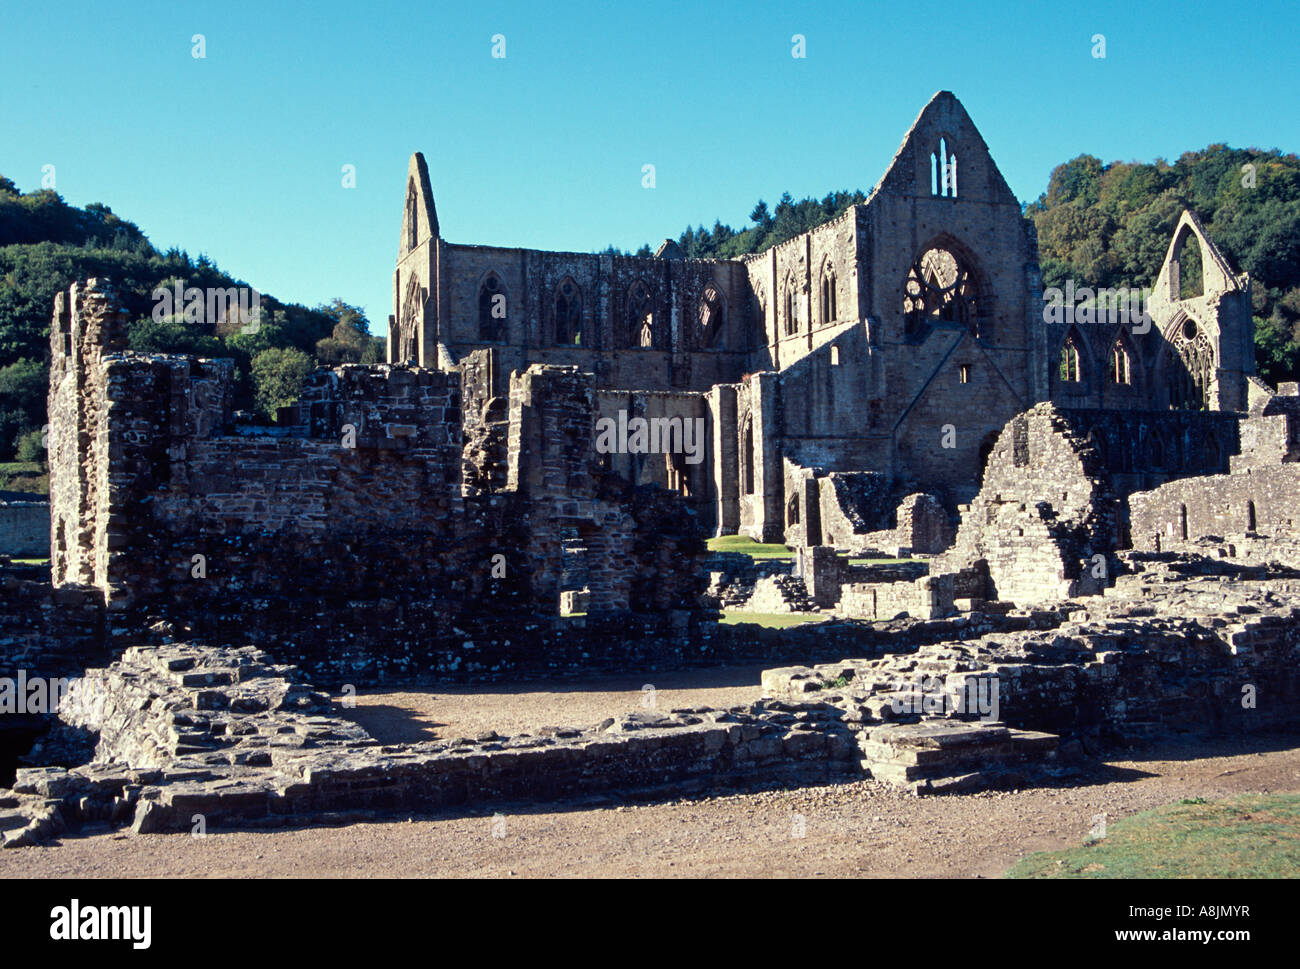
[1129,382,1300,554]
[42,281,711,682]
[932,403,1120,606]
[816,472,892,548]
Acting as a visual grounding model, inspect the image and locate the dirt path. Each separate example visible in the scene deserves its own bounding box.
[4,734,1298,878]
[341,665,768,743]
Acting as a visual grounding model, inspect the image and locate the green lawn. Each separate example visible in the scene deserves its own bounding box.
[718,611,823,628]
[1006,793,1300,878]
[707,536,912,567]
[706,535,793,560]
[9,558,49,566]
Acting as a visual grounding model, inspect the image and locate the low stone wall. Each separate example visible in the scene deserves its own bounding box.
[1129,464,1300,552]
[3,643,859,843]
[767,554,1300,747]
[0,499,48,557]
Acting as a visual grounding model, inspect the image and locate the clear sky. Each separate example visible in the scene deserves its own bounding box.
[3,0,1296,337]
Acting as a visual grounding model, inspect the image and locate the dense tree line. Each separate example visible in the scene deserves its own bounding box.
[0,176,381,468]
[1026,146,1300,385]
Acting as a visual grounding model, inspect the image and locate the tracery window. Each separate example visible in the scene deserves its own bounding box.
[398,274,421,362]
[698,282,725,348]
[1110,342,1131,384]
[820,265,837,324]
[903,247,979,338]
[554,278,582,345]
[783,277,799,336]
[628,281,654,348]
[1169,317,1214,410]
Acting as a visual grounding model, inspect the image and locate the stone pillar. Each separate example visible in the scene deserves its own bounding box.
[753,370,784,543]
[710,383,739,536]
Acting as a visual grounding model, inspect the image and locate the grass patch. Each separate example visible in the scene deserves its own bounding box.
[0,461,48,494]
[847,557,910,566]
[1006,793,1300,878]
[718,611,822,629]
[8,558,48,566]
[706,535,793,560]
[808,674,852,690]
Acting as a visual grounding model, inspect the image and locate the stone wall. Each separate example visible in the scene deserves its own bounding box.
[1128,381,1300,554]
[0,497,47,557]
[932,403,1120,606]
[41,280,713,683]
[4,642,858,842]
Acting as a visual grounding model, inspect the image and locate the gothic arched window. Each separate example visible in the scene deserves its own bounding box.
[820,264,837,324]
[698,282,725,348]
[930,138,957,197]
[903,246,980,338]
[478,272,506,342]
[1110,341,1131,384]
[1060,338,1081,383]
[399,275,421,363]
[1169,317,1214,410]
[405,181,418,251]
[628,281,654,348]
[554,278,582,345]
[783,276,799,336]
[741,416,755,495]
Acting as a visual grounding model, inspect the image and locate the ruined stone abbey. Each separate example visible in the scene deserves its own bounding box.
[4,92,1299,843]
[390,91,1256,543]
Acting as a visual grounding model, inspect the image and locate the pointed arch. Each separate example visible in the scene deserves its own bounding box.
[1059,330,1084,385]
[627,279,655,349]
[1085,426,1107,466]
[478,271,507,342]
[398,273,422,363]
[782,271,799,336]
[1144,425,1169,470]
[698,281,726,348]
[405,179,418,251]
[903,235,989,339]
[553,276,583,346]
[740,414,755,495]
[1170,223,1205,301]
[819,259,838,325]
[1108,336,1132,385]
[1164,312,1214,410]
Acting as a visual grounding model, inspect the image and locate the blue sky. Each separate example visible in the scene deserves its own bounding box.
[2,0,1297,337]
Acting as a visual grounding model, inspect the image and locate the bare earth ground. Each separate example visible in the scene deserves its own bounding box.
[2,667,1299,878]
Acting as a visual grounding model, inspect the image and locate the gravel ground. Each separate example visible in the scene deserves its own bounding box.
[3,701,1297,878]
[340,665,768,743]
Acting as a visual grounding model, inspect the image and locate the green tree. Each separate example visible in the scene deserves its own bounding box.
[251,347,314,420]
[0,357,46,457]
